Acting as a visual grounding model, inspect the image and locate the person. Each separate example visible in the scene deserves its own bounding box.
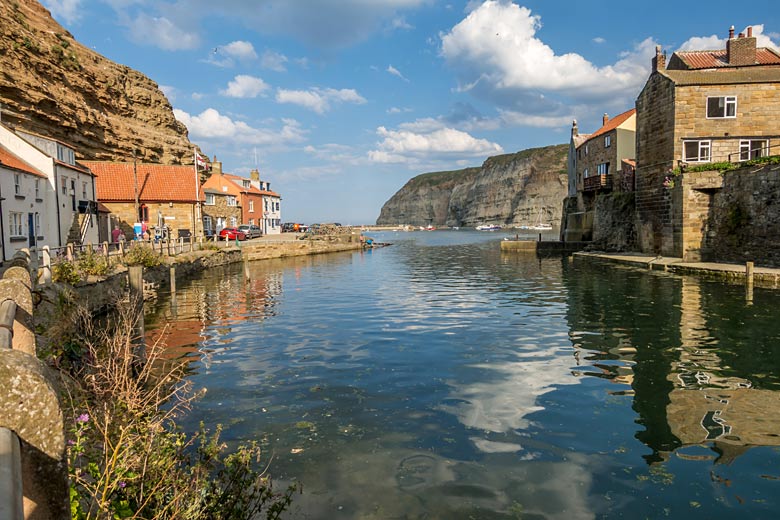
[112,225,121,243]
[141,221,148,241]
[118,230,126,242]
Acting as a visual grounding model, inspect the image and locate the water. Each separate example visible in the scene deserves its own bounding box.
[146,230,780,519]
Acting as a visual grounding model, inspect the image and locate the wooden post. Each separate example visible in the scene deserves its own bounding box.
[119,240,125,257]
[746,261,755,305]
[42,246,52,285]
[128,265,145,350]
[170,266,176,295]
[102,241,109,259]
[66,243,74,262]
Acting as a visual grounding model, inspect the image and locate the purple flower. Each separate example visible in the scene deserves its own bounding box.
[76,413,90,424]
[67,439,76,446]
[118,481,127,489]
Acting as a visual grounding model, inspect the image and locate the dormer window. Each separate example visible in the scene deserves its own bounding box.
[243,180,250,188]
[706,96,736,118]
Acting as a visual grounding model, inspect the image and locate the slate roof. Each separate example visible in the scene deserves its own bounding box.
[584,109,636,142]
[0,144,48,178]
[662,66,780,85]
[671,48,780,69]
[83,161,201,202]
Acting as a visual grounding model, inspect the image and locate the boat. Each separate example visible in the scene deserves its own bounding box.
[476,224,502,231]
[530,223,553,231]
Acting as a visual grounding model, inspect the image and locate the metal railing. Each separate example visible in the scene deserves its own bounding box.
[726,142,780,163]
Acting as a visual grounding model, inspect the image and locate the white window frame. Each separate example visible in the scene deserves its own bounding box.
[205,193,215,205]
[61,177,68,196]
[249,200,254,213]
[706,96,737,119]
[14,173,21,195]
[35,179,40,199]
[739,139,769,161]
[227,196,237,207]
[604,135,612,148]
[203,215,212,231]
[583,167,589,178]
[82,181,88,199]
[10,212,23,237]
[597,162,610,175]
[683,140,712,163]
[34,213,41,237]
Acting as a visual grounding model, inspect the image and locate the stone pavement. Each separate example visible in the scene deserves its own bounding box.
[574,251,780,288]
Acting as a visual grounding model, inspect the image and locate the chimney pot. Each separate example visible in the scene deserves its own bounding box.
[729,25,735,39]
[747,26,753,38]
[602,113,609,126]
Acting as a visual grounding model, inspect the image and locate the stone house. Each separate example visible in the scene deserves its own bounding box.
[635,25,780,258]
[563,109,636,241]
[200,161,246,233]
[83,161,204,241]
[0,123,100,249]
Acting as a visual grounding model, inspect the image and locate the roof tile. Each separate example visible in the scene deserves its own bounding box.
[83,161,201,202]
[0,144,48,178]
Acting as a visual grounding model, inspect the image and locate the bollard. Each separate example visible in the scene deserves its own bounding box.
[170,266,176,295]
[746,261,754,284]
[538,233,542,242]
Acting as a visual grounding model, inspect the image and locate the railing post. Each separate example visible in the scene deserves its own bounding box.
[66,243,74,262]
[42,246,52,286]
[119,239,125,257]
[102,241,109,259]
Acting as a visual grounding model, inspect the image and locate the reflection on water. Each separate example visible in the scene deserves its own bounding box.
[145,230,780,518]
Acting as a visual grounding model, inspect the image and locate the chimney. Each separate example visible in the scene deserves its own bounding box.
[727,25,757,66]
[571,119,578,137]
[602,113,609,126]
[652,45,666,72]
[729,25,735,39]
[250,168,260,182]
[211,156,222,175]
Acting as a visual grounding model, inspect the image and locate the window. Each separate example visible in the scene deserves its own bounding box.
[585,144,589,155]
[597,162,610,175]
[34,213,40,237]
[203,215,212,231]
[684,140,711,162]
[230,217,237,227]
[604,135,612,148]
[61,177,67,195]
[275,202,280,211]
[707,96,737,118]
[82,182,88,199]
[227,196,237,207]
[249,200,254,213]
[583,167,589,178]
[14,173,21,195]
[243,180,250,188]
[264,200,268,211]
[35,179,40,199]
[10,212,23,236]
[740,139,768,161]
[205,193,215,205]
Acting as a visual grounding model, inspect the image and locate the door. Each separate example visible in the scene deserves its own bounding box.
[27,213,36,247]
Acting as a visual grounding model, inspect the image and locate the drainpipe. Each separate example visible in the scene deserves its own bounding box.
[53,160,62,246]
[90,169,97,236]
[0,185,6,263]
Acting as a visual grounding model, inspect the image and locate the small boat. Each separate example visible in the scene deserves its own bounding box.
[476,224,502,231]
[530,223,553,231]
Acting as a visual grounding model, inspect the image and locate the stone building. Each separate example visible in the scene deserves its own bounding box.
[563,109,636,241]
[84,161,204,240]
[200,161,243,234]
[635,26,780,258]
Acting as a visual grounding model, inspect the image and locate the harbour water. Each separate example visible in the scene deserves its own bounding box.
[146,230,780,519]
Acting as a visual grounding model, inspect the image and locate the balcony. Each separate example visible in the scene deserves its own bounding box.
[583,174,613,192]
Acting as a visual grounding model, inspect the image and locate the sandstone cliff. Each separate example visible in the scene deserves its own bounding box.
[377,144,568,227]
[0,0,196,164]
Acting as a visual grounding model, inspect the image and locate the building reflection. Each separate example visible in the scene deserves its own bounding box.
[564,261,780,465]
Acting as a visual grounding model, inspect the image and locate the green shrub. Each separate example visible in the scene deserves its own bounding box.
[52,259,81,285]
[76,248,111,277]
[124,244,163,267]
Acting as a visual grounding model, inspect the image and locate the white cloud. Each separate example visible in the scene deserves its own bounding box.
[221,75,271,98]
[593,37,605,44]
[174,108,306,146]
[127,13,199,50]
[261,50,289,71]
[276,87,366,114]
[678,25,780,51]
[42,0,82,24]
[368,124,502,164]
[387,65,409,81]
[387,107,413,114]
[441,2,655,108]
[388,16,413,30]
[221,40,258,60]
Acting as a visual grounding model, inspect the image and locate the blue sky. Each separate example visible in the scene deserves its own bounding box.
[43,0,779,224]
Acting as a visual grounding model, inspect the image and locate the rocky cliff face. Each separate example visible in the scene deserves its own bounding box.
[0,0,195,164]
[377,144,568,227]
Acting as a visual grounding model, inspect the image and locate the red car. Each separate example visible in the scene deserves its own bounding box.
[218,227,247,240]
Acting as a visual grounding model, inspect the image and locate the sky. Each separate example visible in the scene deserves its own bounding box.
[42,0,780,224]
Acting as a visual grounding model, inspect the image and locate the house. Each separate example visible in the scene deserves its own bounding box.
[635,25,780,258]
[0,123,100,249]
[200,161,243,234]
[249,169,282,235]
[83,161,204,241]
[563,110,636,242]
[0,143,48,261]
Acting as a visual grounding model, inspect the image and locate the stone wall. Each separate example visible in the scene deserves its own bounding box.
[104,201,200,239]
[202,196,242,230]
[701,162,780,266]
[591,192,638,252]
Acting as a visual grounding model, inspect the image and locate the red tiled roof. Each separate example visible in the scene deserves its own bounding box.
[83,161,201,202]
[586,108,636,141]
[0,144,47,178]
[673,48,780,69]
[223,173,264,195]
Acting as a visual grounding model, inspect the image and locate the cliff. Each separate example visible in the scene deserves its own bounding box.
[377,144,568,227]
[0,0,196,164]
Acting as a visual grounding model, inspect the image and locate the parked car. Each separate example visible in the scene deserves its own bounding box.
[238,224,262,239]
[218,227,247,241]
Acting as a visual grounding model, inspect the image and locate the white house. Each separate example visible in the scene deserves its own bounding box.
[0,123,99,251]
[0,143,48,261]
[249,168,282,235]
